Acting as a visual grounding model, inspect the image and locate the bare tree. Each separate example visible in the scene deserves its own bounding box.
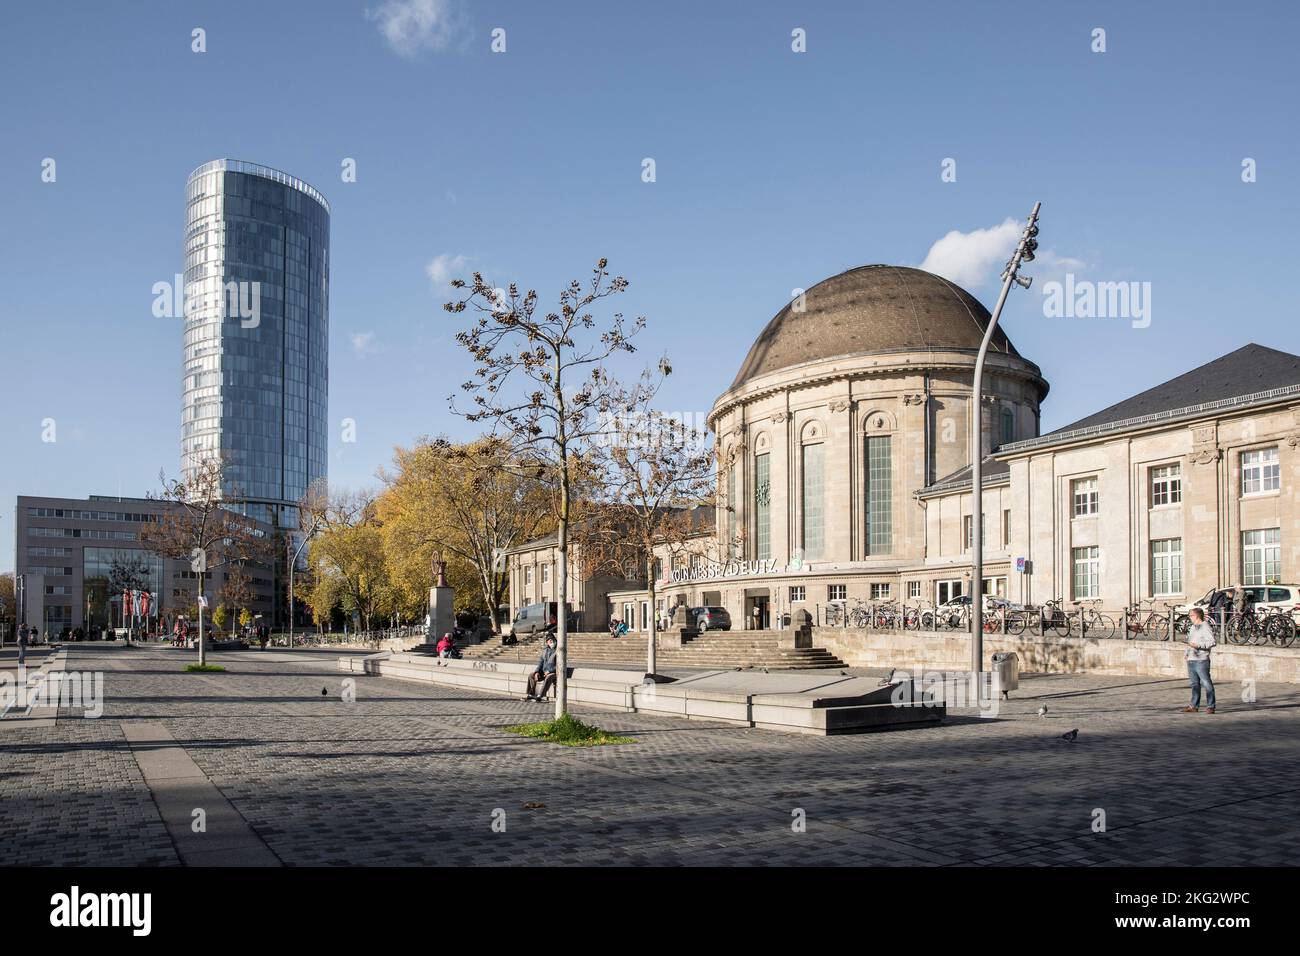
[220,563,254,636]
[584,395,715,676]
[140,455,269,665]
[445,259,660,717]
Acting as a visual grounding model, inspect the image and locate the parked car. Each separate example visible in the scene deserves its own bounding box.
[692,606,731,631]
[507,602,575,638]
[1177,584,1300,622]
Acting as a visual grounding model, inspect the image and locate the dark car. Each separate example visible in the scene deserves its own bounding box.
[692,606,731,631]
[508,602,575,638]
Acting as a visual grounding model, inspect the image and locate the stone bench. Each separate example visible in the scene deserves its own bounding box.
[339,653,946,736]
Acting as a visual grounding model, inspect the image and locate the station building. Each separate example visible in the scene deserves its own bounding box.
[505,265,1300,633]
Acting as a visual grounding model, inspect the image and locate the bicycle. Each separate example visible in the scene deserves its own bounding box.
[1260,606,1298,648]
[1071,599,1117,639]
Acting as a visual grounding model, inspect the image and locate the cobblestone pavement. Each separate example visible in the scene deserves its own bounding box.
[2,644,1298,866]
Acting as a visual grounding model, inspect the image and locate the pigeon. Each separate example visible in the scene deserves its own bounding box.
[522,802,546,811]
[877,668,896,687]
[321,687,328,697]
[1061,728,1078,742]
[1037,705,1048,718]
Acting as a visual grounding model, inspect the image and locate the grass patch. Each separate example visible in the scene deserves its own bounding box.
[503,712,634,747]
[184,663,227,673]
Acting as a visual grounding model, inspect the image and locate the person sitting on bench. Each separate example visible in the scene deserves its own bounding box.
[525,634,558,701]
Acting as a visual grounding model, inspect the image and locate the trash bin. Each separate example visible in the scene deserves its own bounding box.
[990,651,1019,697]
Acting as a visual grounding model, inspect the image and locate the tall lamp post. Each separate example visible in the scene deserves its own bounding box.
[287,518,323,649]
[971,202,1041,681]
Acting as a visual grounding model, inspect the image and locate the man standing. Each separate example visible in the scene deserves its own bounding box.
[525,633,558,701]
[16,623,28,666]
[1182,607,1216,714]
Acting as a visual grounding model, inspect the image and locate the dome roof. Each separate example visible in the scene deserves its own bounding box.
[728,265,1020,390]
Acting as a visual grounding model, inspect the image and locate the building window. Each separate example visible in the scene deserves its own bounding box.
[1002,509,1011,548]
[1072,546,1100,599]
[524,567,533,585]
[870,583,891,600]
[866,435,892,554]
[828,584,846,602]
[754,452,771,560]
[726,462,738,557]
[1072,477,1098,517]
[936,579,963,604]
[1241,447,1280,496]
[1148,463,1182,506]
[789,585,805,603]
[962,513,987,552]
[1242,528,1281,585]
[1001,408,1015,445]
[540,565,550,585]
[907,580,921,599]
[1151,538,1183,596]
[801,442,824,560]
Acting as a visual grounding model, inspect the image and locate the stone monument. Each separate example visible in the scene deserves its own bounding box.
[426,553,456,643]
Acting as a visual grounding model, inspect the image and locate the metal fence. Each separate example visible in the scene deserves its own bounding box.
[811,601,1298,647]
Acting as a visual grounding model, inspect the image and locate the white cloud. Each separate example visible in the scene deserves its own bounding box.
[367,0,467,57]
[350,331,384,356]
[426,252,471,287]
[919,219,1086,288]
[919,219,1021,287]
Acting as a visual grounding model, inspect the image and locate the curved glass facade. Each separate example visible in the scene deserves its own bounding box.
[182,160,329,528]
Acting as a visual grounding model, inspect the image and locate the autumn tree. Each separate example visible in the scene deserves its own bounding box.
[446,259,658,717]
[220,563,254,635]
[377,436,552,632]
[300,489,394,633]
[141,455,270,665]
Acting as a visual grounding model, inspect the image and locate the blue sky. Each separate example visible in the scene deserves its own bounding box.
[2,0,1297,571]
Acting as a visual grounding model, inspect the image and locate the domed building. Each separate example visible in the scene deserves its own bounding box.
[658,265,1049,626]
[506,262,1299,658]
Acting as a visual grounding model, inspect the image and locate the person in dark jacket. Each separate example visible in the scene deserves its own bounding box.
[1207,587,1232,627]
[525,634,558,701]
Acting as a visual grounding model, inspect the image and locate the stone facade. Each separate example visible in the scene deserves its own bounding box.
[504,265,1300,641]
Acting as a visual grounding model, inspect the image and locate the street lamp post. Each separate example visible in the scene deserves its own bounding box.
[971,202,1041,684]
[287,519,323,649]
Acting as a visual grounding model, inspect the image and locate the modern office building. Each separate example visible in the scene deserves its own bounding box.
[13,495,275,639]
[182,159,330,530]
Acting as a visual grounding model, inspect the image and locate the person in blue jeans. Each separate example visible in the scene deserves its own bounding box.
[1182,607,1216,713]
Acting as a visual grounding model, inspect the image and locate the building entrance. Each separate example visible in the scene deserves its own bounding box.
[744,590,770,629]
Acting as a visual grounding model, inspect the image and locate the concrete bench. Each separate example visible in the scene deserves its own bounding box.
[339,653,946,736]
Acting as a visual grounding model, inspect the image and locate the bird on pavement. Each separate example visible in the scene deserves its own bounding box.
[321,687,328,697]
[1061,728,1078,741]
[1037,704,1048,717]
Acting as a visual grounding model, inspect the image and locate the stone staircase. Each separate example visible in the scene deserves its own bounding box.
[461,629,845,670]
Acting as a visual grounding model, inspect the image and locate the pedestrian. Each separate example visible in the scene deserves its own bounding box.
[608,617,620,639]
[16,623,28,666]
[1208,586,1232,628]
[524,633,558,701]
[436,631,456,659]
[1232,584,1253,624]
[1182,607,1216,714]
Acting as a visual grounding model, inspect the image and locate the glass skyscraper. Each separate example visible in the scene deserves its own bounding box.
[181,160,330,529]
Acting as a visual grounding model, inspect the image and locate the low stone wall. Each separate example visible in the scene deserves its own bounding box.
[812,628,1300,683]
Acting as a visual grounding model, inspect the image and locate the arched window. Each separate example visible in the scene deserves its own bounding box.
[801,427,824,560]
[754,451,771,560]
[1001,407,1015,445]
